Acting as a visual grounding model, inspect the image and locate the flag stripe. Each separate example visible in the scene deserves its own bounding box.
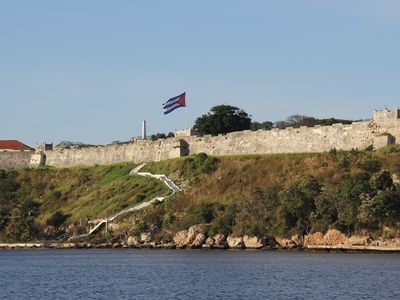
[163,92,186,114]
[164,103,183,115]
[163,94,181,107]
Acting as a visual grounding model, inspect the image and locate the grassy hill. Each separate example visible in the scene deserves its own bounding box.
[2,146,400,242]
[0,163,168,241]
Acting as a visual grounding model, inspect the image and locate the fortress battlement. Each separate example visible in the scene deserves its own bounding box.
[1,108,399,169]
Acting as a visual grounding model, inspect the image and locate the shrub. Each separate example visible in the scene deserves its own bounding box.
[358,158,381,173]
[132,193,146,204]
[185,202,223,226]
[46,211,68,228]
[208,204,236,236]
[180,153,219,177]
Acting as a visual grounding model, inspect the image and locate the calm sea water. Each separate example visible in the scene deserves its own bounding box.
[0,249,399,299]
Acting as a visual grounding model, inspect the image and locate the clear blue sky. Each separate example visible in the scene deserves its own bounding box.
[1,0,399,146]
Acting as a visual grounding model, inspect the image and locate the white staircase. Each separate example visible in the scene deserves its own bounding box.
[77,163,181,237]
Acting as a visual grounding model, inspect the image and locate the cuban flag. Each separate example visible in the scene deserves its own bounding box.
[163,92,186,115]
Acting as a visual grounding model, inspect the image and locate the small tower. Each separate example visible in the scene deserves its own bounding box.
[141,120,147,140]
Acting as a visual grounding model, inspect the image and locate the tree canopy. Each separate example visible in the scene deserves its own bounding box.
[192,104,355,135]
[193,105,252,135]
[275,114,354,129]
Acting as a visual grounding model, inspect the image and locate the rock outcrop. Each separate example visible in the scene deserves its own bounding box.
[227,236,244,249]
[140,232,153,243]
[275,237,298,249]
[213,234,228,249]
[304,232,324,246]
[203,237,215,248]
[243,235,266,249]
[126,236,140,247]
[173,230,189,248]
[346,235,371,246]
[187,224,209,244]
[323,229,348,245]
[191,233,206,249]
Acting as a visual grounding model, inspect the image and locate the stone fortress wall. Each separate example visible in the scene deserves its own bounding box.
[1,108,399,169]
[0,151,33,169]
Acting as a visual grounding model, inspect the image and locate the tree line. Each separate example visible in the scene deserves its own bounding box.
[192,105,355,136]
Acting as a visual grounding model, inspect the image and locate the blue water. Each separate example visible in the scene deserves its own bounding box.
[1,249,400,299]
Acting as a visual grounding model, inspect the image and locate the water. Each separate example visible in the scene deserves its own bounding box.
[1,249,400,299]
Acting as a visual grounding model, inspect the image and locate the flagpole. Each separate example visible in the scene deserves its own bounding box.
[185,105,188,130]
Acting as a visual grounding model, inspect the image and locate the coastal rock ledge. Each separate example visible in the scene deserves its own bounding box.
[3,227,400,252]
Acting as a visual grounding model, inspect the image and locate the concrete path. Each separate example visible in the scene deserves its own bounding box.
[77,163,180,237]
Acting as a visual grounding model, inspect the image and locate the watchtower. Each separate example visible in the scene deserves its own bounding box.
[373,108,400,144]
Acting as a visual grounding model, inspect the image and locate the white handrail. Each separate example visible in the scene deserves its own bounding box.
[75,163,181,238]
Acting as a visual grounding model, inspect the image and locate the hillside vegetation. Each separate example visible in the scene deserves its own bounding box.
[0,163,168,242]
[141,146,400,240]
[2,146,400,242]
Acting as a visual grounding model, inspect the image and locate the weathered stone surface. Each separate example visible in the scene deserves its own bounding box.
[291,235,304,247]
[0,151,32,169]
[140,232,153,243]
[304,232,324,246]
[187,224,209,244]
[61,243,76,248]
[371,238,400,247]
[227,236,244,249]
[142,241,156,248]
[191,233,206,248]
[323,229,348,245]
[203,237,215,248]
[346,235,371,246]
[126,236,140,247]
[5,110,398,170]
[213,234,228,249]
[173,230,189,247]
[275,237,297,249]
[112,242,122,248]
[243,235,266,249]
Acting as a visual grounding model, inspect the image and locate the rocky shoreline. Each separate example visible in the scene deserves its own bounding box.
[2,227,400,252]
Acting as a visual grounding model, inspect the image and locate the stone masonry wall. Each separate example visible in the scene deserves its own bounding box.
[45,139,182,167]
[0,151,32,169]
[1,109,398,169]
[44,120,383,168]
[182,121,378,156]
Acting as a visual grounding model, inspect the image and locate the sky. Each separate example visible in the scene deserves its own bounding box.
[1,0,399,146]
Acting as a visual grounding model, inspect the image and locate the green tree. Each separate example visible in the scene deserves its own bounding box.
[5,199,40,242]
[275,114,353,129]
[0,171,20,233]
[358,189,400,228]
[312,184,339,232]
[250,121,273,131]
[234,187,281,236]
[357,171,400,228]
[336,176,371,231]
[46,211,68,228]
[193,105,251,135]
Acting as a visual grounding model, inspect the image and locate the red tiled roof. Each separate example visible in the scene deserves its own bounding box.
[0,140,34,151]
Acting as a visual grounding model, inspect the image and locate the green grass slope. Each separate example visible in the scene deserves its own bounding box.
[0,163,168,241]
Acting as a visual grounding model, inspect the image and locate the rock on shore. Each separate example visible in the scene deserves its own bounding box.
[4,226,400,251]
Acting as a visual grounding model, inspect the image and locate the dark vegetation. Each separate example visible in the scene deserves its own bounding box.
[274,114,355,129]
[150,132,174,141]
[193,105,252,135]
[192,105,355,135]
